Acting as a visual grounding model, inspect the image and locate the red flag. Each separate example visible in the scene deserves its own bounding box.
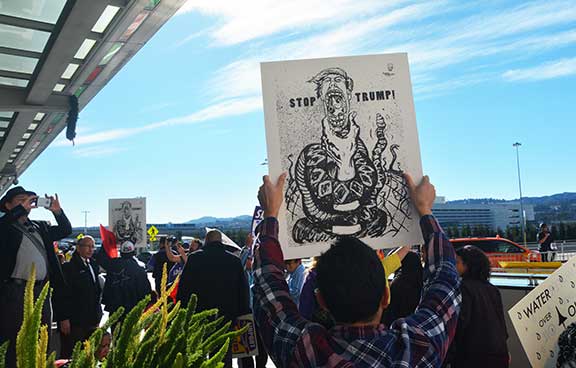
[169,279,179,304]
[99,224,118,258]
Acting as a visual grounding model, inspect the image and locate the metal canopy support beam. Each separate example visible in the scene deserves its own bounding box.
[72,0,188,107]
[26,0,111,104]
[0,70,31,81]
[0,111,36,167]
[0,15,54,32]
[0,46,42,59]
[0,87,69,113]
[110,0,131,7]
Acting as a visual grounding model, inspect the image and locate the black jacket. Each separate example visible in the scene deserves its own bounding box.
[96,249,152,314]
[149,248,174,283]
[58,253,102,327]
[382,252,423,326]
[0,211,72,320]
[176,242,250,323]
[446,278,509,368]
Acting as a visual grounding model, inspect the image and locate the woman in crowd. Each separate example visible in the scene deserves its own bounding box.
[445,245,509,368]
[165,239,201,284]
[381,251,423,326]
[298,257,335,328]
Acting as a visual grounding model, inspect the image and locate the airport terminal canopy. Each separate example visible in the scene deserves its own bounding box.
[0,0,186,194]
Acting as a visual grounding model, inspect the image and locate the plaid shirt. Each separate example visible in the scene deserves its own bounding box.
[253,215,461,368]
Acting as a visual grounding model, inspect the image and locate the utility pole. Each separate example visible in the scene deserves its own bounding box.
[81,210,90,235]
[513,142,527,247]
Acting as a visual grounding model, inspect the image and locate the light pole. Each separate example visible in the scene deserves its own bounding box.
[513,142,527,247]
[81,210,90,235]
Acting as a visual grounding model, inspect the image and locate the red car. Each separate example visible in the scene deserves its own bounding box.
[450,236,541,268]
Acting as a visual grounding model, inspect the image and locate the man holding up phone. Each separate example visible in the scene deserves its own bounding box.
[0,186,72,368]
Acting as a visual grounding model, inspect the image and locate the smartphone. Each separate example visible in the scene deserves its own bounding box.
[36,197,52,208]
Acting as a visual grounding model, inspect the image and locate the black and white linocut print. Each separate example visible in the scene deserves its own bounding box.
[109,198,146,248]
[262,54,424,259]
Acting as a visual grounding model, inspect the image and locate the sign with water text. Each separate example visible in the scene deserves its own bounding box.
[508,256,576,368]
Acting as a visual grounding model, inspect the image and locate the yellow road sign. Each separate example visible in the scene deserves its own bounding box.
[76,233,84,240]
[147,226,158,236]
[148,226,158,241]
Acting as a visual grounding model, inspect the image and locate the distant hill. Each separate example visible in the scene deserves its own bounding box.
[448,192,576,223]
[186,215,252,225]
[184,193,576,227]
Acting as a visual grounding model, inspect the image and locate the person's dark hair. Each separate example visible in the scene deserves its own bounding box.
[456,245,491,282]
[120,251,135,258]
[396,251,423,281]
[316,237,385,323]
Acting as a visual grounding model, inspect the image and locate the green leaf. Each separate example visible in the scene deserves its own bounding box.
[185,294,198,325]
[173,352,184,368]
[199,337,230,368]
[204,316,225,336]
[200,321,231,353]
[45,351,55,368]
[112,295,150,367]
[0,340,9,368]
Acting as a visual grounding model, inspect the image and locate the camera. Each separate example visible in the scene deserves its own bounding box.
[36,197,52,208]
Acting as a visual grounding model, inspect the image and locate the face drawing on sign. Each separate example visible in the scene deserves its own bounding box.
[285,67,411,243]
[115,201,142,244]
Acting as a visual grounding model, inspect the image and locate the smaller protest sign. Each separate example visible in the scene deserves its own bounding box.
[231,314,259,358]
[251,206,264,235]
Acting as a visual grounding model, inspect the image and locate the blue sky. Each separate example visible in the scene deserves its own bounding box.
[21,0,576,227]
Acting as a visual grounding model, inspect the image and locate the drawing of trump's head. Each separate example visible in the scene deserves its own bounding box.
[309,68,354,135]
[121,201,132,218]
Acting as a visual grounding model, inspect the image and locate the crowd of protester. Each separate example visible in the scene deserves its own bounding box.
[0,174,526,368]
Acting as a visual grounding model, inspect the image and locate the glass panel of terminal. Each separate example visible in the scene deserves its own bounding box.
[0,24,50,52]
[0,54,38,74]
[0,0,67,24]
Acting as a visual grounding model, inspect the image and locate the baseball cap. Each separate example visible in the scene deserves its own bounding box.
[120,241,136,253]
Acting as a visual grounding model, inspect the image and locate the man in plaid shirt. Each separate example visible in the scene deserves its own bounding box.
[253,173,461,367]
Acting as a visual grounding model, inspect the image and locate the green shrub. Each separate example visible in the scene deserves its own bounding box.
[1,265,248,368]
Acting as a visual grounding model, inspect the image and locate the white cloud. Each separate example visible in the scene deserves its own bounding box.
[202,0,576,101]
[173,29,209,48]
[206,1,446,100]
[502,57,576,82]
[176,0,408,46]
[55,97,262,147]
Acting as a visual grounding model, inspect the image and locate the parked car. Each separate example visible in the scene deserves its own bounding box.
[450,236,541,268]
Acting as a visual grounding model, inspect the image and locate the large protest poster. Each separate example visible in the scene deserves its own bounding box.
[261,53,424,259]
[108,198,146,248]
[508,256,576,368]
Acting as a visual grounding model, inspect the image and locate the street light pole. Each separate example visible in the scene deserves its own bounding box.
[81,210,90,235]
[513,142,527,247]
